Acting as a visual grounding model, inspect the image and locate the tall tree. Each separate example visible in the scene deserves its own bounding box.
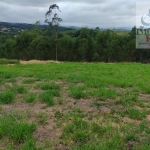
[45,4,62,61]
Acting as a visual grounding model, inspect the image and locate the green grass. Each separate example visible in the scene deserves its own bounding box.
[16,85,27,94]
[20,139,43,150]
[115,92,139,107]
[1,62,150,149]
[87,87,118,100]
[3,72,15,79]
[125,108,147,120]
[24,93,36,103]
[91,122,107,137]
[69,85,85,99]
[0,90,15,104]
[8,122,36,143]
[62,118,90,144]
[39,91,55,106]
[37,82,60,90]
[61,117,124,149]
[0,111,36,143]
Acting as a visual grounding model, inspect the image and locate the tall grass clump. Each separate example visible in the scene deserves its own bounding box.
[0,111,36,143]
[16,86,27,94]
[125,108,147,120]
[62,118,90,145]
[39,91,55,106]
[24,93,36,103]
[0,90,14,104]
[69,85,85,99]
[37,82,60,90]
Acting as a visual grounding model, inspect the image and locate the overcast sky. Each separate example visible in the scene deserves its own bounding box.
[0,0,150,28]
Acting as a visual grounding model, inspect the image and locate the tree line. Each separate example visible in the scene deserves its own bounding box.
[0,21,75,35]
[0,26,150,63]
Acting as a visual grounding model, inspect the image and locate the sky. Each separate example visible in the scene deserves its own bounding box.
[0,0,150,28]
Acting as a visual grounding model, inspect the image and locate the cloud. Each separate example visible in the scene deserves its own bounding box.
[0,0,145,28]
[1,0,109,7]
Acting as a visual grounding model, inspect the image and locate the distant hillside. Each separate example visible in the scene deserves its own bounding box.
[0,21,76,34]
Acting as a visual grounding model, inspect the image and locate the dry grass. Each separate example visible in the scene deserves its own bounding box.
[20,60,62,64]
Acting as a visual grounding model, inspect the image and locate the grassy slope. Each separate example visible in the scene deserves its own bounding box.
[0,62,150,150]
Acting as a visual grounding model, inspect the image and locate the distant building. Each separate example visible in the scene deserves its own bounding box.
[1,27,7,31]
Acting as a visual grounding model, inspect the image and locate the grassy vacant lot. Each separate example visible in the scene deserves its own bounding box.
[0,62,150,150]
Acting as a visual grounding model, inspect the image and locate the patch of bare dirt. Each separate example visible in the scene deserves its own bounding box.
[33,119,58,142]
[139,93,150,101]
[100,106,111,113]
[126,141,136,150]
[33,119,69,150]
[107,85,126,93]
[4,82,13,87]
[0,141,6,150]
[16,77,37,85]
[123,117,141,124]
[1,101,47,116]
[76,82,85,86]
[112,105,125,111]
[75,98,97,113]
[147,115,150,121]
[20,60,62,64]
[15,77,43,94]
[134,105,144,110]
